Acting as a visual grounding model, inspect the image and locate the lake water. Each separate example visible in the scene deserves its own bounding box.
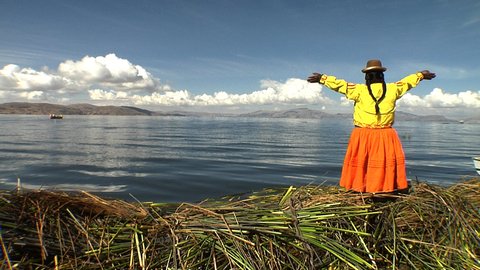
[0,115,478,202]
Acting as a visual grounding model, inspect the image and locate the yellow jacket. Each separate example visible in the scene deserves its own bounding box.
[319,73,424,128]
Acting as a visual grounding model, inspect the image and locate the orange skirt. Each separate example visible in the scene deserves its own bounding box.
[340,127,408,193]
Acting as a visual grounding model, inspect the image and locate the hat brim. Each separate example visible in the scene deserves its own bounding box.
[362,66,387,73]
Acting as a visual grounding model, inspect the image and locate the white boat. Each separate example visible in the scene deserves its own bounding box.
[474,157,480,175]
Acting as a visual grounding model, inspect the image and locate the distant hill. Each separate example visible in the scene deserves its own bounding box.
[0,102,460,123]
[152,110,228,117]
[238,108,457,123]
[67,104,153,115]
[0,102,83,115]
[0,102,153,116]
[463,114,480,124]
[238,108,339,119]
[394,111,455,123]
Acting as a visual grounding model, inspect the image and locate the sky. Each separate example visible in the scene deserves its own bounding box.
[1,0,479,118]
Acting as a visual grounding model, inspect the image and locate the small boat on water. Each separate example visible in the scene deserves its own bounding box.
[473,157,480,175]
[49,114,63,119]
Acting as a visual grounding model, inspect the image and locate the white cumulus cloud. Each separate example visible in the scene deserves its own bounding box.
[88,89,129,101]
[58,53,164,91]
[103,78,331,106]
[0,64,68,91]
[1,54,479,114]
[0,53,171,102]
[399,88,480,108]
[19,90,45,100]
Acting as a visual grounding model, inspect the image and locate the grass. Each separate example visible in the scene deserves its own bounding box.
[1,178,479,269]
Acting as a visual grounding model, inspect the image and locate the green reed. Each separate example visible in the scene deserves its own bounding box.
[1,178,479,269]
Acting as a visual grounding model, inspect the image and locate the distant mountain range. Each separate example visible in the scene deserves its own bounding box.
[0,102,153,116]
[0,102,474,123]
[238,108,465,123]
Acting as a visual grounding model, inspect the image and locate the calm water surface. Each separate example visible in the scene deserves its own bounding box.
[0,115,478,202]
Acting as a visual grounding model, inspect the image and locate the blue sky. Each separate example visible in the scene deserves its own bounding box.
[1,0,479,116]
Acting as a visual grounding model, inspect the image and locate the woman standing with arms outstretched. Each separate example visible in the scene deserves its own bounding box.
[307,60,436,193]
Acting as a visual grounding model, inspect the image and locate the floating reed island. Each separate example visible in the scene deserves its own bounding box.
[1,178,480,269]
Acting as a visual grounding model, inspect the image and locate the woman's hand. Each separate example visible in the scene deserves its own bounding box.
[307,73,323,83]
[421,70,436,80]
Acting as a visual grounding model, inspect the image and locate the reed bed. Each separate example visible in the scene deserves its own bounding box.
[1,178,479,269]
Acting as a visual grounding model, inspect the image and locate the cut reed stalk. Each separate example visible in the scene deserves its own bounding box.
[0,179,479,269]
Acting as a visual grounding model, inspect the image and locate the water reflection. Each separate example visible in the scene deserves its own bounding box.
[0,115,478,202]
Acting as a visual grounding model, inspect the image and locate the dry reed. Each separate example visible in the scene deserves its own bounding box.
[1,178,479,269]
